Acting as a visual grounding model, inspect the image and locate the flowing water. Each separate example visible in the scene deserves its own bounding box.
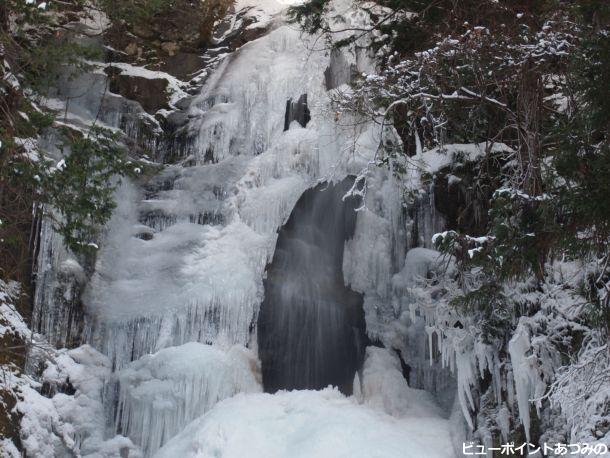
[258,179,367,394]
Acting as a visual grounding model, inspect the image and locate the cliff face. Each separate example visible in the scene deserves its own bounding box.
[104,0,231,77]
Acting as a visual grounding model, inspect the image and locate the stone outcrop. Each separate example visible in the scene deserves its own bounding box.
[105,66,170,115]
[103,0,232,80]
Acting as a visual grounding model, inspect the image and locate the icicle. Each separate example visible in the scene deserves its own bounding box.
[425,326,436,366]
[453,331,476,430]
[508,320,545,442]
[32,216,86,347]
[409,302,418,322]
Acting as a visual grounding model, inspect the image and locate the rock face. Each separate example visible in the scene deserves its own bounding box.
[105,67,170,114]
[106,67,169,115]
[432,159,502,237]
[103,0,232,80]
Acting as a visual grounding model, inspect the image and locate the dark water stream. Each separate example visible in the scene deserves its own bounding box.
[257,178,367,395]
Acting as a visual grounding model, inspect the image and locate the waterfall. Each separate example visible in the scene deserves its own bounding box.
[258,179,367,395]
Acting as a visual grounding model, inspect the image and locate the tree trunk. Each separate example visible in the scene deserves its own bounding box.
[517,58,543,197]
[516,58,546,280]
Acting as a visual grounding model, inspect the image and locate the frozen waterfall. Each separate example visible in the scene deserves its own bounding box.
[25,0,460,457]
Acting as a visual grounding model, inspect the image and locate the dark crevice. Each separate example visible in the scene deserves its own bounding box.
[284,94,311,131]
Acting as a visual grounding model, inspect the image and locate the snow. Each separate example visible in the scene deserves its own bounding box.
[547,339,610,456]
[413,142,514,174]
[1,279,140,458]
[0,280,28,339]
[17,343,141,458]
[25,346,141,457]
[0,439,20,458]
[155,387,455,458]
[233,0,303,31]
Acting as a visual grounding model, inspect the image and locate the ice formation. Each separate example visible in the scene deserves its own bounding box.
[19,345,140,458]
[32,216,86,347]
[355,347,446,419]
[109,343,261,456]
[74,8,376,371]
[508,320,547,442]
[6,0,608,456]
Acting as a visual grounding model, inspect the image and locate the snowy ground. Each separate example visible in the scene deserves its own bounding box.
[155,389,455,458]
[155,348,457,458]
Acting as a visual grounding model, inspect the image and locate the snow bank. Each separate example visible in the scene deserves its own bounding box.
[155,388,454,458]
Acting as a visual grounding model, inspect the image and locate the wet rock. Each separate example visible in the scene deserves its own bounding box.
[105,67,170,114]
[284,94,311,131]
